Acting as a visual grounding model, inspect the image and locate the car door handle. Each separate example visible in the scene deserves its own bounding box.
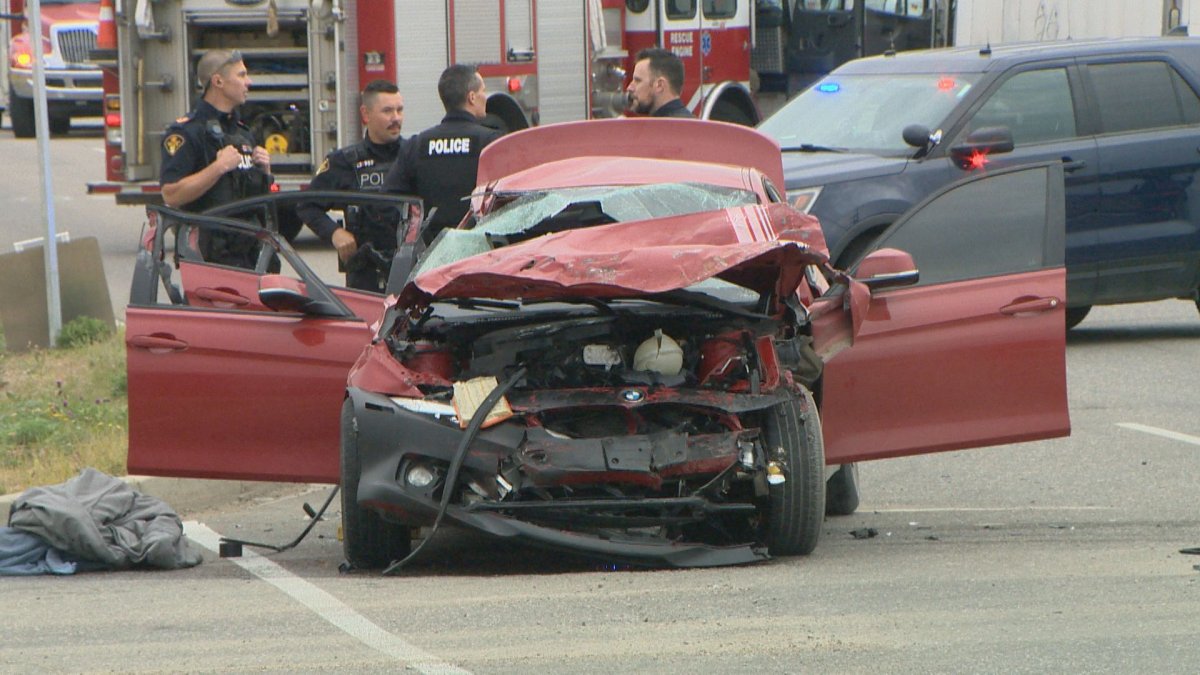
[1000,296,1061,316]
[128,334,189,351]
[1061,158,1086,173]
[193,287,251,307]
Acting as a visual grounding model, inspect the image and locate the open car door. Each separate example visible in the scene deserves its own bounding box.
[125,213,374,482]
[184,191,425,321]
[819,162,1070,463]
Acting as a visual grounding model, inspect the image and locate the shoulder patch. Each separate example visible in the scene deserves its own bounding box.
[315,157,330,176]
[163,134,186,157]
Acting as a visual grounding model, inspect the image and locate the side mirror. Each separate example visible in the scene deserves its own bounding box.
[258,274,310,313]
[949,126,1015,169]
[854,248,919,291]
[902,124,932,148]
[259,274,346,317]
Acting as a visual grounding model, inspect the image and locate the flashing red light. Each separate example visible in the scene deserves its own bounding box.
[270,182,281,193]
[104,113,121,127]
[936,76,956,92]
[507,77,522,93]
[968,150,990,171]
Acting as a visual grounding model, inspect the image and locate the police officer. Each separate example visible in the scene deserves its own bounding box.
[626,48,693,119]
[160,49,273,267]
[295,80,407,291]
[385,64,502,244]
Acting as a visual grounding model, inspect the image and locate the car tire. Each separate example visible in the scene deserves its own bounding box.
[825,463,860,516]
[340,399,412,569]
[1065,305,1091,330]
[710,99,754,127]
[49,114,70,135]
[9,88,35,138]
[762,390,825,556]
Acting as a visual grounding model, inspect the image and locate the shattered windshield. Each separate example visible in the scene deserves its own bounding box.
[410,182,763,306]
[412,182,758,278]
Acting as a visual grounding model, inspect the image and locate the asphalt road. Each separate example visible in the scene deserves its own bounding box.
[2,129,1200,674]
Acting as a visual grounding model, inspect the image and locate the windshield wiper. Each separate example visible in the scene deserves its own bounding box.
[780,144,846,153]
[648,289,770,320]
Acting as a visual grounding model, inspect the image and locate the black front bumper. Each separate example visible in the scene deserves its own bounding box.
[347,386,790,567]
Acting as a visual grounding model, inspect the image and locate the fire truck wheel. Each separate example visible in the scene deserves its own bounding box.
[9,88,35,138]
[341,398,413,569]
[49,114,71,135]
[481,113,509,134]
[711,99,754,127]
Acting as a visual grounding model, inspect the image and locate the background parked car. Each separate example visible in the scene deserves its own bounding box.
[759,36,1200,327]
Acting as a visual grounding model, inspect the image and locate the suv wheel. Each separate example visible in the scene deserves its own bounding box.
[1065,305,1091,330]
[825,463,860,516]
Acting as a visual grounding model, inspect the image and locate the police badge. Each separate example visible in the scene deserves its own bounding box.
[163,134,186,156]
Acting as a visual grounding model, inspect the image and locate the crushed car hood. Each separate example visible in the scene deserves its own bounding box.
[399,202,827,307]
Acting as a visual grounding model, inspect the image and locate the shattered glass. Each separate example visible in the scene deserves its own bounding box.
[479,182,757,236]
[412,182,759,279]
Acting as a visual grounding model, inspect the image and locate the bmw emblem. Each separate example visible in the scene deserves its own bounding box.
[621,389,644,402]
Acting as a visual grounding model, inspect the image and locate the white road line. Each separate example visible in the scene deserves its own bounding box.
[185,521,470,675]
[870,506,1114,513]
[1117,423,1200,447]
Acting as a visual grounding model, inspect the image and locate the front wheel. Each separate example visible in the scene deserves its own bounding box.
[49,114,70,135]
[762,390,825,556]
[341,399,411,569]
[9,88,35,138]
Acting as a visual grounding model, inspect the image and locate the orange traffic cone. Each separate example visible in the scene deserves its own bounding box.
[96,0,116,50]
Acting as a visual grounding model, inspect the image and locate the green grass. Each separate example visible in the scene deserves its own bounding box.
[0,324,127,495]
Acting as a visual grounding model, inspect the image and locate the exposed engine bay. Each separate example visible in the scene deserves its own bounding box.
[346,296,825,567]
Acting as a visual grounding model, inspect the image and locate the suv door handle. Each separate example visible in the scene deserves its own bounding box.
[1000,296,1061,316]
[1061,158,1086,173]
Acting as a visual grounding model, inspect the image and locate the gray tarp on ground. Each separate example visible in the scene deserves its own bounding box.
[6,468,202,570]
[0,526,84,575]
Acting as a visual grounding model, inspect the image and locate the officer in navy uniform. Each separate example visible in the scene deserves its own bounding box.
[160,49,273,267]
[295,80,408,291]
[385,64,502,244]
[626,48,693,119]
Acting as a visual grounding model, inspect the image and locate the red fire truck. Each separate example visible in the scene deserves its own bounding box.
[87,0,763,207]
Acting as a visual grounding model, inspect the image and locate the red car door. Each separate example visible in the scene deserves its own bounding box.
[126,217,372,483]
[820,162,1071,464]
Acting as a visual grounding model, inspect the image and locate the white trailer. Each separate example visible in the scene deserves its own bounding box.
[955,0,1198,45]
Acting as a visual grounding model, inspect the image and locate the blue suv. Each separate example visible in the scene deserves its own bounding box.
[759,37,1200,326]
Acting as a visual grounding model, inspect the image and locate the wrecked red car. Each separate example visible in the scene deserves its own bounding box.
[125,119,1070,569]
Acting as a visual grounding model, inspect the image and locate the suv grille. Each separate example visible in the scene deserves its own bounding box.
[57,28,97,65]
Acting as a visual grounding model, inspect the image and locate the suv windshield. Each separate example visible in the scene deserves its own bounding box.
[759,73,980,155]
